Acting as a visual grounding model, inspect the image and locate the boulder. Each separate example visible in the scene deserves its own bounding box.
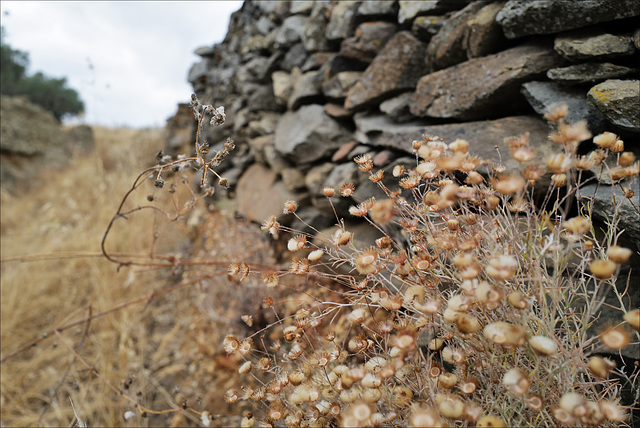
[521,81,608,133]
[554,28,637,61]
[281,43,308,71]
[272,70,294,105]
[587,80,640,132]
[547,63,638,86]
[410,42,566,120]
[345,32,427,111]
[496,0,640,39]
[274,104,353,164]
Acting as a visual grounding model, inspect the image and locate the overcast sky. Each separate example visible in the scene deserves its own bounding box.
[0,1,243,128]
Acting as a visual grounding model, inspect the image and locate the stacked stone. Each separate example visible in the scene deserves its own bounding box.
[181,0,639,244]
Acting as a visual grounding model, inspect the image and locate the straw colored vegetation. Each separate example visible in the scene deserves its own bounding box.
[0,126,252,427]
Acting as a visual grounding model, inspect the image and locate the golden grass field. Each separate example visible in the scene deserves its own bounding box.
[0,127,261,427]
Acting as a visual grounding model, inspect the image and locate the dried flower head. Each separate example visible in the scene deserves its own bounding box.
[492,174,525,195]
[283,200,298,214]
[589,259,617,280]
[544,103,568,122]
[599,325,631,349]
[341,183,356,197]
[593,132,618,149]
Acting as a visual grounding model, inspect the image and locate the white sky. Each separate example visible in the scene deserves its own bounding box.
[0,1,243,128]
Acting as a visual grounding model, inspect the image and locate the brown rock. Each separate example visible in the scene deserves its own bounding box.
[426,1,486,71]
[236,163,297,223]
[345,32,427,111]
[324,103,354,119]
[410,43,566,120]
[554,28,637,61]
[332,141,359,162]
[339,21,398,64]
[464,1,508,59]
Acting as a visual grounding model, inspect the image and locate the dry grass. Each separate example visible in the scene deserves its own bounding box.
[0,127,226,427]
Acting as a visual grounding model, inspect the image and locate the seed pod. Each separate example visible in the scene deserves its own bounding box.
[483,322,528,347]
[624,309,640,331]
[589,259,617,279]
[502,368,530,396]
[607,246,633,264]
[476,415,507,427]
[529,336,558,356]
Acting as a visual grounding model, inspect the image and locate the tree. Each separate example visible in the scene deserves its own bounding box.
[1,26,84,122]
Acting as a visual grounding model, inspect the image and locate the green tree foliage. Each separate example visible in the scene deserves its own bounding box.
[1,26,84,122]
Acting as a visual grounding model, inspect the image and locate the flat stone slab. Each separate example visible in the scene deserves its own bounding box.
[496,0,640,39]
[410,43,566,120]
[587,80,640,132]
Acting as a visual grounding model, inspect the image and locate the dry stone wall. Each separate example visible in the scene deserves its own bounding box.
[176,0,640,246]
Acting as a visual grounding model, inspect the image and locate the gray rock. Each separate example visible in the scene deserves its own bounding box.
[303,1,331,52]
[578,175,640,245]
[410,43,566,120]
[272,70,294,105]
[554,29,637,61]
[353,111,431,144]
[339,21,398,64]
[264,144,293,175]
[587,80,640,132]
[255,16,276,36]
[194,46,216,57]
[426,1,487,71]
[281,43,308,71]
[325,1,361,42]
[547,63,639,85]
[345,32,427,111]
[187,60,208,85]
[301,52,334,72]
[288,69,325,110]
[357,0,397,18]
[237,56,272,83]
[521,81,608,133]
[274,15,310,48]
[247,85,280,112]
[290,205,335,235]
[247,112,280,137]
[322,71,362,101]
[247,134,275,164]
[380,92,415,123]
[411,15,447,43]
[236,163,297,223]
[305,162,336,197]
[398,0,472,24]
[281,167,307,191]
[275,104,353,164]
[290,0,314,15]
[496,0,640,39]
[255,1,290,17]
[368,115,556,174]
